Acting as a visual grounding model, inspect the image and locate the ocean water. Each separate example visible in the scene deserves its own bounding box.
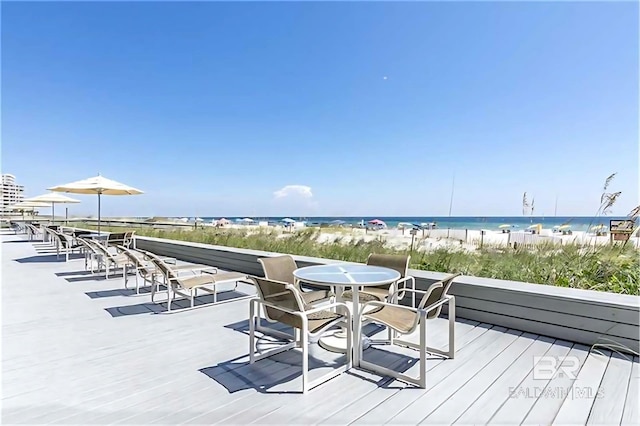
[193,216,633,232]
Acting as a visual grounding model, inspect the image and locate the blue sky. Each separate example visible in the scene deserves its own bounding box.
[3,2,638,218]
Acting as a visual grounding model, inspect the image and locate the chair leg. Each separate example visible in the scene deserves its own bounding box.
[249,300,257,363]
[301,324,309,393]
[419,319,427,388]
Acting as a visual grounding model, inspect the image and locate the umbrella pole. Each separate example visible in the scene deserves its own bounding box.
[52,202,55,225]
[98,193,101,234]
[66,207,68,226]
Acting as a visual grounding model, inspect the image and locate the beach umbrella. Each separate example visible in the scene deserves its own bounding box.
[329,219,345,225]
[8,201,50,221]
[498,224,512,229]
[591,224,607,231]
[558,224,571,230]
[48,175,143,234]
[281,218,295,223]
[23,192,80,223]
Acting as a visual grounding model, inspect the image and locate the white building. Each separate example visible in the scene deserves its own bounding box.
[1,174,25,215]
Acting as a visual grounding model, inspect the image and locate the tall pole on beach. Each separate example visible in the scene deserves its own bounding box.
[448,174,455,217]
[448,174,455,239]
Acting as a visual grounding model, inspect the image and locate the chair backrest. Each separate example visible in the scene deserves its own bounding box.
[418,273,462,319]
[258,255,299,286]
[143,250,180,285]
[77,237,99,254]
[251,276,305,329]
[366,253,410,278]
[107,232,126,246]
[123,231,135,247]
[117,246,154,276]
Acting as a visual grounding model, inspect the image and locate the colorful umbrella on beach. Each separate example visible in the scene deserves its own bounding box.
[23,192,80,222]
[498,224,512,229]
[48,175,143,234]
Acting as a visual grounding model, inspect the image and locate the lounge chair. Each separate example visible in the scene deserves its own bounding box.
[357,273,460,388]
[143,251,249,312]
[84,238,131,278]
[115,246,176,294]
[342,254,417,306]
[107,231,135,248]
[47,229,84,262]
[249,276,352,393]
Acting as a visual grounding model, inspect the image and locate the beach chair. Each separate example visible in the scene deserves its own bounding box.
[143,251,249,312]
[357,273,460,388]
[106,231,135,248]
[342,254,417,306]
[47,229,83,262]
[85,238,131,278]
[115,246,176,294]
[249,276,352,393]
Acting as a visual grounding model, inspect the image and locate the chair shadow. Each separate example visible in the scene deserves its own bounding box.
[104,290,253,318]
[2,239,33,244]
[199,336,349,394]
[86,288,143,299]
[65,272,129,283]
[55,270,95,277]
[14,254,83,263]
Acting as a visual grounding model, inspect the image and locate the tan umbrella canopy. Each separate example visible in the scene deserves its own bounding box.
[48,175,143,233]
[23,192,80,222]
[7,201,50,222]
[8,201,50,211]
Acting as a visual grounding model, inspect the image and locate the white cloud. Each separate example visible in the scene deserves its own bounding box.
[273,185,313,199]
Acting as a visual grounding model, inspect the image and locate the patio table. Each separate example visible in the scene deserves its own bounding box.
[293,263,400,366]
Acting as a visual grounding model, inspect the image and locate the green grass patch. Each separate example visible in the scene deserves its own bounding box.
[74,223,639,295]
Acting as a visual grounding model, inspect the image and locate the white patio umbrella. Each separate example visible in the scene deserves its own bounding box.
[48,175,143,233]
[8,201,50,221]
[23,192,80,223]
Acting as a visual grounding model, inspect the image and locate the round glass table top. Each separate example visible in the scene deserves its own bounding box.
[293,263,401,287]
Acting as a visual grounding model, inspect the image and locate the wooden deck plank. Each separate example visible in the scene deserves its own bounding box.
[552,349,611,425]
[387,330,527,424]
[620,356,639,425]
[241,319,482,425]
[343,325,508,425]
[520,344,591,425]
[425,334,554,424]
[318,323,494,425]
[586,351,634,425]
[454,338,570,424]
[486,341,580,425]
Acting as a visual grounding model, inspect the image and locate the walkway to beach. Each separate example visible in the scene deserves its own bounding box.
[2,231,638,424]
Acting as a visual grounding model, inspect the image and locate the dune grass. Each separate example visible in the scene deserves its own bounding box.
[76,224,639,295]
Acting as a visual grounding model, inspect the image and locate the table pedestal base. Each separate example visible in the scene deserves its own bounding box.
[319,329,370,353]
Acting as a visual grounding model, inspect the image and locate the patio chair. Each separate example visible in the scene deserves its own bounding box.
[107,231,135,248]
[258,255,333,304]
[76,237,102,272]
[49,229,84,262]
[357,272,461,388]
[85,238,131,279]
[143,251,249,312]
[249,276,352,393]
[342,254,417,306]
[115,246,176,295]
[258,255,334,338]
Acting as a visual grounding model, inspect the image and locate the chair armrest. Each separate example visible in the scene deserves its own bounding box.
[359,300,421,317]
[421,296,453,315]
[390,287,428,299]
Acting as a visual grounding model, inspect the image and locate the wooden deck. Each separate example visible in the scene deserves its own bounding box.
[2,232,638,425]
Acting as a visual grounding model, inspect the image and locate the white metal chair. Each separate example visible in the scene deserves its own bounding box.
[249,276,352,393]
[357,273,461,388]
